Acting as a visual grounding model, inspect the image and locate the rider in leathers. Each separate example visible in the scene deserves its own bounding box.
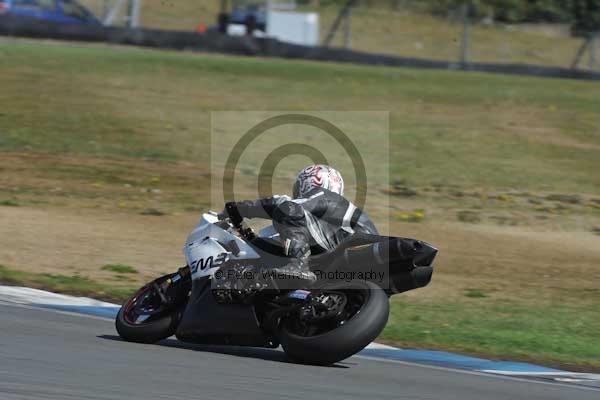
[221,165,378,285]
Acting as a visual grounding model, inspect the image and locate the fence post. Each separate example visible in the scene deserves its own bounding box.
[571,38,589,70]
[323,0,357,47]
[590,33,598,71]
[343,6,352,49]
[459,3,471,66]
[103,0,126,26]
[127,0,140,29]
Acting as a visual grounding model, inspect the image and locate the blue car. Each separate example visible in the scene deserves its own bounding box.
[0,0,101,25]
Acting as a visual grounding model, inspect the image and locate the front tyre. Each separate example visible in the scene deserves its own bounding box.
[278,280,389,366]
[115,278,183,344]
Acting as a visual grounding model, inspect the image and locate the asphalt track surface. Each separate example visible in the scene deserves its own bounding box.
[1,302,598,400]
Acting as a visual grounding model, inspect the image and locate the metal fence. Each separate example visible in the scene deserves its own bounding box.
[2,0,599,73]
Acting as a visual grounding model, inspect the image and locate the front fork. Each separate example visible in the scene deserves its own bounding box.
[157,266,192,307]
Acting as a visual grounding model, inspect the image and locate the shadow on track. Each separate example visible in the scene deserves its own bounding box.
[98,335,352,368]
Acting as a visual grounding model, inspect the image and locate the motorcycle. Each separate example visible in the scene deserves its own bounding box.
[115,211,437,365]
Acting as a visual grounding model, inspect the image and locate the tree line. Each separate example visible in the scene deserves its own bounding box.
[303,0,600,36]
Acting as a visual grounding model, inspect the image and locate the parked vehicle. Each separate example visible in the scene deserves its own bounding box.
[0,0,101,26]
[229,3,266,31]
[207,1,267,35]
[115,211,437,365]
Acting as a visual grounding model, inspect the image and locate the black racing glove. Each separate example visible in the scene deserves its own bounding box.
[224,201,244,226]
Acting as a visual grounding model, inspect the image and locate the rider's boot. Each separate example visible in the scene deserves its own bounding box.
[268,258,316,286]
[267,237,317,287]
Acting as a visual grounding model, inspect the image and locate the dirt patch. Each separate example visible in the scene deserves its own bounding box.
[0,206,193,283]
[390,220,600,304]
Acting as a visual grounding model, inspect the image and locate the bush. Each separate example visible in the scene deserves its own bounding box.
[572,0,600,37]
[526,0,575,22]
[425,0,574,22]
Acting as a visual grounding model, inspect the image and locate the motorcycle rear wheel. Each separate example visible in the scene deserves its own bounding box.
[278,280,389,366]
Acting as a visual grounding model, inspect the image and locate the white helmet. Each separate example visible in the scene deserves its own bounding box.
[292,165,344,198]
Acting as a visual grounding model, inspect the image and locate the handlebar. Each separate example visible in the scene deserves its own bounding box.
[237,224,257,242]
[216,213,256,242]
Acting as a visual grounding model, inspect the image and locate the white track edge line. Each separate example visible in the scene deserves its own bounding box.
[353,355,600,392]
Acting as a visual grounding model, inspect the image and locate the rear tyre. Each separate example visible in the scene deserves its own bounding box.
[115,279,184,344]
[278,280,389,366]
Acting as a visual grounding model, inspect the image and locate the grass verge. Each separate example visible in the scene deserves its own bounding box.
[1,41,599,195]
[382,296,600,372]
[0,264,136,304]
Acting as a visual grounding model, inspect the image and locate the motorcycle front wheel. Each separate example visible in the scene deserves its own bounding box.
[278,280,389,366]
[115,275,185,344]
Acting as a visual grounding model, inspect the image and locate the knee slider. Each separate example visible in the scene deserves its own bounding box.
[283,238,310,258]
